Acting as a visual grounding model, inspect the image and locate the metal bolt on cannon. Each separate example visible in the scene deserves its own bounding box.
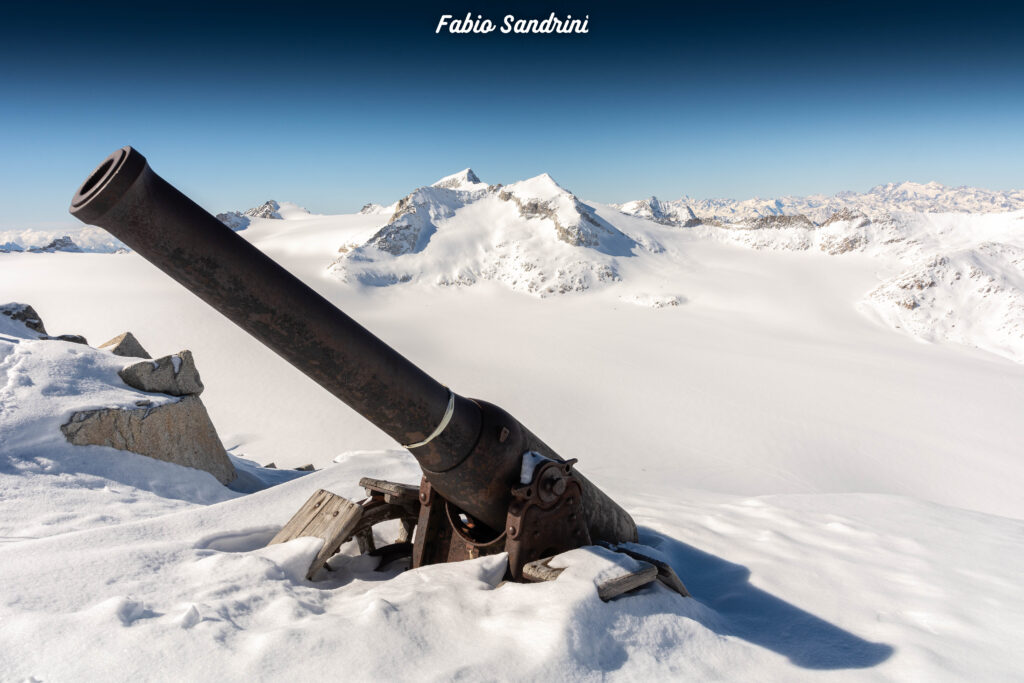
[70,147,686,597]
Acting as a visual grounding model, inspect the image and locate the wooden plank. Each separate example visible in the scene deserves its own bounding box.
[523,554,660,601]
[359,477,420,503]
[269,489,363,580]
[596,563,658,601]
[606,545,690,597]
[522,557,565,583]
[269,489,334,545]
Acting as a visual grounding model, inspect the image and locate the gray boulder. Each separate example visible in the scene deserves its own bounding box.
[100,331,152,359]
[119,350,204,396]
[61,395,236,484]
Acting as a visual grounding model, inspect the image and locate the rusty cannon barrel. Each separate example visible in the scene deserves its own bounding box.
[69,146,638,549]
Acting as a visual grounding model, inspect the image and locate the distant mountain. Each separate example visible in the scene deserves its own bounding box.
[617,196,696,225]
[215,200,312,231]
[329,171,639,294]
[28,236,82,253]
[0,228,125,253]
[216,200,282,231]
[616,182,1024,224]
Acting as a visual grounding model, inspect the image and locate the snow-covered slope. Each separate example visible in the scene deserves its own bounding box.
[4,185,1024,679]
[862,242,1024,362]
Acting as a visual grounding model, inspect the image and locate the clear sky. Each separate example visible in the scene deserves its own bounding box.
[2,0,1022,228]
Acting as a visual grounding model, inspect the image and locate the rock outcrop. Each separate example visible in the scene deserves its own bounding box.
[61,396,236,484]
[0,303,87,344]
[119,350,204,396]
[99,332,152,359]
[746,214,816,230]
[1,303,47,335]
[4,302,236,484]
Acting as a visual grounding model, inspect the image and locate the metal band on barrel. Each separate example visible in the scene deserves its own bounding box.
[403,389,455,449]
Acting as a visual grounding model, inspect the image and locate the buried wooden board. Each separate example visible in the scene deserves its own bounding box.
[522,555,660,601]
[269,489,363,580]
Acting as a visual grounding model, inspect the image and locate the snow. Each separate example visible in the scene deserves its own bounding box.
[2,173,1024,680]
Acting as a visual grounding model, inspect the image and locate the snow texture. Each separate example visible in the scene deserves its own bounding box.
[2,173,1024,680]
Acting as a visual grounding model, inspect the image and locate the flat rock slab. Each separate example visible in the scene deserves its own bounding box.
[61,395,236,484]
[119,350,203,396]
[100,331,151,359]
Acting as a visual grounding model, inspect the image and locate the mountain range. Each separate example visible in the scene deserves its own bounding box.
[615,181,1024,224]
[4,172,1023,362]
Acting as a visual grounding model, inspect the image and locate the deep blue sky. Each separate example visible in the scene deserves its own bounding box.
[2,0,1022,228]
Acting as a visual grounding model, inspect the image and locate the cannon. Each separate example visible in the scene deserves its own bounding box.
[70,147,686,595]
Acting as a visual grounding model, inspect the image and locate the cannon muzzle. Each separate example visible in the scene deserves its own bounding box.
[70,146,638,558]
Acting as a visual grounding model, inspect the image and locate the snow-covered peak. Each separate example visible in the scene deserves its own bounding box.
[498,175,637,252]
[217,200,309,231]
[502,172,566,200]
[432,168,485,191]
[243,201,282,220]
[499,173,580,237]
[618,196,697,224]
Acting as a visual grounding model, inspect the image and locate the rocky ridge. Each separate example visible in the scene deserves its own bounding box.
[616,181,1024,225]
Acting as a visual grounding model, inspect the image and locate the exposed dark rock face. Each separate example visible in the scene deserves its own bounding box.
[747,214,816,230]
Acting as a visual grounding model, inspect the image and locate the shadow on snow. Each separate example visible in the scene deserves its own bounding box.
[642,527,894,670]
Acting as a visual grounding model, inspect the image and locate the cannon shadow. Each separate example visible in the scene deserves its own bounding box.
[640,527,895,670]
